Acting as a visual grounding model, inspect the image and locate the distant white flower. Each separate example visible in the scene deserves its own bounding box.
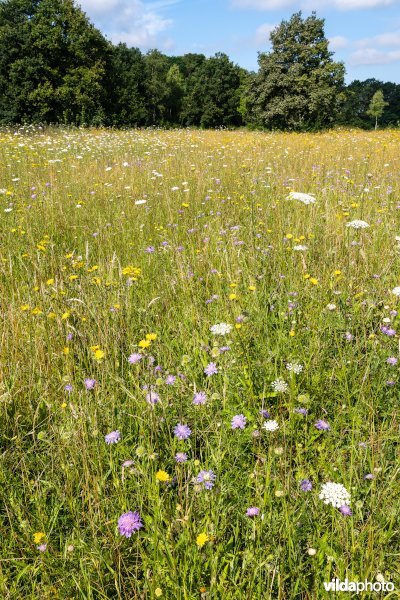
[319,482,351,508]
[326,303,337,311]
[287,191,316,205]
[135,199,146,205]
[346,220,369,229]
[271,378,288,392]
[293,245,308,251]
[391,287,400,297]
[286,362,303,374]
[210,322,233,336]
[263,419,279,432]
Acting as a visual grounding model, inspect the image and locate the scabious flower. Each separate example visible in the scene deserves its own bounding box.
[204,362,218,376]
[64,384,73,393]
[300,479,313,492]
[128,353,142,364]
[196,470,216,490]
[84,378,96,390]
[339,505,352,516]
[231,414,246,430]
[315,419,330,431]
[294,407,308,415]
[319,482,351,508]
[387,357,398,365]
[146,390,160,405]
[246,507,260,517]
[37,544,47,552]
[165,375,176,385]
[346,220,370,229]
[259,409,271,419]
[118,511,143,538]
[210,322,232,335]
[271,378,288,392]
[175,452,188,463]
[263,419,279,432]
[105,430,121,444]
[173,423,192,440]
[193,391,207,405]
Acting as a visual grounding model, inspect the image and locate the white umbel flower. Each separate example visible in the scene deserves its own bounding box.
[263,419,279,432]
[346,220,369,229]
[391,287,400,297]
[293,244,308,251]
[271,378,288,392]
[210,322,233,335]
[286,362,303,374]
[319,482,351,508]
[286,191,316,205]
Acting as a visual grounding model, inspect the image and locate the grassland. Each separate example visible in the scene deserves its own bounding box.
[0,127,399,599]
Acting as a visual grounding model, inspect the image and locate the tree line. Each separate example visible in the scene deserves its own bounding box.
[0,0,399,130]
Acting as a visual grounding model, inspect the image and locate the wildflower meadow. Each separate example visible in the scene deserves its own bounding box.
[1,126,399,598]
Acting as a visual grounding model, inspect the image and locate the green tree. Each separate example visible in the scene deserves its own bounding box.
[246,11,345,130]
[0,0,111,124]
[366,89,388,130]
[144,50,171,125]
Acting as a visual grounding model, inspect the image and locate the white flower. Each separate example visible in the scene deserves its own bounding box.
[307,548,317,556]
[319,482,351,508]
[271,378,288,392]
[293,245,308,251]
[287,191,316,205]
[346,220,369,229]
[210,322,233,336]
[286,362,303,374]
[263,419,279,432]
[135,199,146,205]
[391,287,400,297]
[326,303,337,311]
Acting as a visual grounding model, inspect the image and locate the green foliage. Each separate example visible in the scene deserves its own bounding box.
[366,89,389,129]
[246,12,345,130]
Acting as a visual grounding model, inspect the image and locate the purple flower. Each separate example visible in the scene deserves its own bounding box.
[246,507,260,517]
[175,452,188,463]
[387,357,398,365]
[315,419,330,431]
[294,407,308,415]
[259,409,271,419]
[345,332,354,341]
[146,390,160,405]
[196,470,216,490]
[37,544,47,552]
[219,346,230,353]
[386,379,396,386]
[204,362,218,376]
[145,246,155,253]
[339,505,352,516]
[364,473,374,480]
[66,333,73,341]
[84,378,96,390]
[381,326,396,336]
[231,414,247,430]
[165,375,176,385]
[173,423,192,440]
[300,479,313,492]
[118,511,143,538]
[64,384,73,393]
[105,430,121,444]
[128,353,142,364]
[193,391,207,405]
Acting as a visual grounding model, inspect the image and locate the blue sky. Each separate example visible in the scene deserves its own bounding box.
[79,0,400,83]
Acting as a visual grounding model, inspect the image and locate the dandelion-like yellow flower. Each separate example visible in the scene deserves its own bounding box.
[33,532,45,544]
[138,339,151,349]
[196,533,209,548]
[146,333,157,341]
[156,470,170,482]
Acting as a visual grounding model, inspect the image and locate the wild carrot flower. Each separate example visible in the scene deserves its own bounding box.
[319,482,351,508]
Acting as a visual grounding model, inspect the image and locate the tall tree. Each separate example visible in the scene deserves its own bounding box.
[144,50,171,125]
[366,89,388,130]
[0,0,111,124]
[246,12,345,130]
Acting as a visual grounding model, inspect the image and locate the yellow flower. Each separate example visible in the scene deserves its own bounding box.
[196,533,209,548]
[93,349,105,361]
[69,275,78,281]
[155,589,163,598]
[289,330,295,337]
[235,323,242,329]
[31,307,43,315]
[156,470,170,482]
[20,304,30,311]
[309,278,318,285]
[62,347,69,355]
[286,233,293,239]
[33,532,45,544]
[46,278,54,285]
[248,285,256,291]
[138,339,151,349]
[229,293,237,300]
[146,333,157,341]
[61,312,70,320]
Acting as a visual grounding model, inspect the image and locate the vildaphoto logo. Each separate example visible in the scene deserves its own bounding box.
[323,579,395,593]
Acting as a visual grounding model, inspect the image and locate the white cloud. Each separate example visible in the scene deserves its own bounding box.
[355,30,400,47]
[329,35,349,50]
[78,0,176,49]
[254,23,276,45]
[232,0,399,10]
[349,47,400,64]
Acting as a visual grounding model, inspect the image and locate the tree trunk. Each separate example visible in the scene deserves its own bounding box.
[375,116,378,130]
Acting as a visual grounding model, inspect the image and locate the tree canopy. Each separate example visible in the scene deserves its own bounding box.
[0,1,399,129]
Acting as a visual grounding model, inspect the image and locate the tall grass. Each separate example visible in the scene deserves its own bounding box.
[0,127,399,598]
